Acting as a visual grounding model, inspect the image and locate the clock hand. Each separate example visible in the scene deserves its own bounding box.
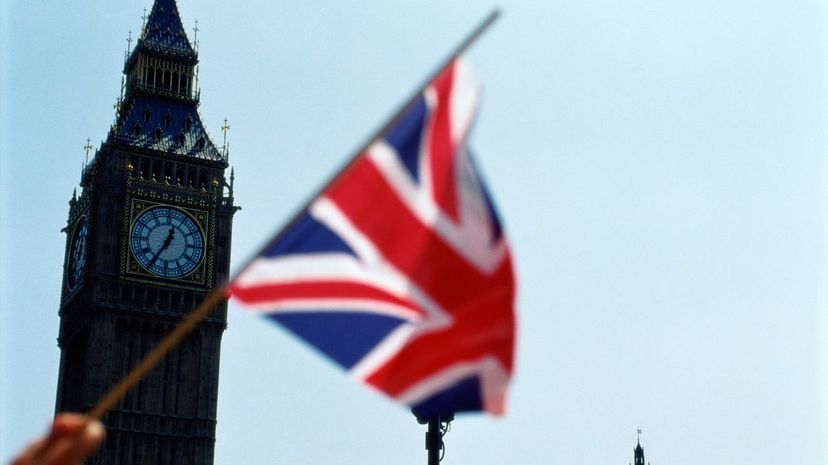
[146,227,176,269]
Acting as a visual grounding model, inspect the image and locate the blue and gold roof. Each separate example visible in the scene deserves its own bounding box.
[113,94,223,162]
[105,0,224,163]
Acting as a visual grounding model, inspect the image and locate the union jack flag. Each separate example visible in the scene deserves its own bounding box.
[229,59,516,417]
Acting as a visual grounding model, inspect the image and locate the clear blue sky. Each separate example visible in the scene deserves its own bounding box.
[1,1,826,464]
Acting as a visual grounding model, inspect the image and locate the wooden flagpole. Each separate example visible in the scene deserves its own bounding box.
[87,6,502,423]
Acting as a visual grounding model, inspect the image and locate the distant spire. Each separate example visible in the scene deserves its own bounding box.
[634,429,645,465]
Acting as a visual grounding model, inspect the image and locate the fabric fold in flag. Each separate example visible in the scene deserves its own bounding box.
[229,58,516,417]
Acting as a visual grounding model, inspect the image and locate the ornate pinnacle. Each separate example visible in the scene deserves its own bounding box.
[193,19,199,51]
[221,117,230,155]
[126,31,132,59]
[83,138,94,164]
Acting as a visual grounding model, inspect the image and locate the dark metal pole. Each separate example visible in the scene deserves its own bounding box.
[426,415,442,465]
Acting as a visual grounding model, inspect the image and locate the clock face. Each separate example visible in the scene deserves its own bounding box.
[130,206,204,278]
[68,215,89,290]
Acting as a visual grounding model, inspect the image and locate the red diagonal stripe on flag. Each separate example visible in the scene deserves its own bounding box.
[427,63,460,222]
[232,281,425,316]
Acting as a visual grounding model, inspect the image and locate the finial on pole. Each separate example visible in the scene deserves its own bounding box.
[141,8,148,34]
[124,30,132,63]
[221,117,230,158]
[83,138,94,164]
[193,19,200,51]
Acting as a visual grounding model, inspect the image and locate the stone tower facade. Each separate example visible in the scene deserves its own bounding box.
[55,1,237,463]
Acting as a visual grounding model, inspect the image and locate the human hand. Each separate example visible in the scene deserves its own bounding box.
[10,413,105,465]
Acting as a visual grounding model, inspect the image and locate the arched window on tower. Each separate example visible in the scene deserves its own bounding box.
[180,74,189,96]
[172,72,180,94]
[147,66,155,87]
[163,70,171,90]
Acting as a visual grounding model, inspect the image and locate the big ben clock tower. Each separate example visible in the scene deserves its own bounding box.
[56,1,237,464]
